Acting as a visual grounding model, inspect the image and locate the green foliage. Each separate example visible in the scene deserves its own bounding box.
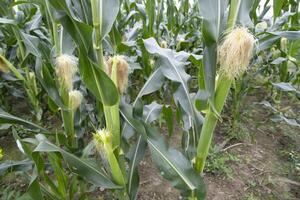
[205,149,240,179]
[0,148,3,160]
[229,123,251,142]
[0,0,299,199]
[244,193,259,200]
[0,186,32,200]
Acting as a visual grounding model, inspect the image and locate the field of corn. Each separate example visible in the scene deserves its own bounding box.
[0,0,299,199]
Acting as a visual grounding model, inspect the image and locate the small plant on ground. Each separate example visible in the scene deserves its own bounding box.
[205,146,240,179]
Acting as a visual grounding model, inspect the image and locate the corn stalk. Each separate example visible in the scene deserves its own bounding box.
[195,0,242,173]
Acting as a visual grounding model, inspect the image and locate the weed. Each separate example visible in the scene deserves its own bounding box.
[229,122,251,142]
[0,186,30,200]
[205,149,240,178]
[244,193,259,200]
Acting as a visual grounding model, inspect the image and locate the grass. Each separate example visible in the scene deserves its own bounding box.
[205,148,240,179]
[244,193,259,200]
[278,147,300,183]
[229,122,252,142]
[0,186,31,200]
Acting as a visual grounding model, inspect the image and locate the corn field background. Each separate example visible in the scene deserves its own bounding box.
[0,0,299,199]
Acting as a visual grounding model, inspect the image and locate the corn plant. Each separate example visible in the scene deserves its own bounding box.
[0,1,43,121]
[195,0,300,172]
[229,0,300,132]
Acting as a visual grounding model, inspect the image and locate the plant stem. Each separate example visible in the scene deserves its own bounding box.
[91,0,118,148]
[91,0,104,69]
[61,109,75,147]
[103,142,126,186]
[195,0,241,173]
[110,58,121,149]
[11,27,25,59]
[195,75,232,172]
[231,79,241,133]
[91,3,127,198]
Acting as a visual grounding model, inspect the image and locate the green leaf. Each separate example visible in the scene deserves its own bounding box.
[121,110,206,199]
[259,101,300,127]
[0,55,25,81]
[237,0,255,27]
[56,13,93,54]
[20,32,41,57]
[0,109,48,132]
[144,38,203,151]
[0,159,33,176]
[78,51,119,106]
[270,31,300,40]
[0,17,17,25]
[121,101,148,141]
[272,82,298,92]
[146,125,206,199]
[48,6,119,106]
[127,136,147,200]
[143,38,191,116]
[197,0,226,103]
[250,0,260,24]
[145,0,156,37]
[50,0,119,41]
[258,34,281,51]
[28,168,44,200]
[142,102,163,123]
[198,0,226,44]
[34,141,121,189]
[35,59,65,108]
[273,0,286,20]
[127,101,163,199]
[271,57,288,65]
[134,68,165,100]
[272,115,300,127]
[162,106,173,137]
[101,0,120,40]
[201,44,217,102]
[258,31,300,51]
[122,68,165,139]
[47,0,70,14]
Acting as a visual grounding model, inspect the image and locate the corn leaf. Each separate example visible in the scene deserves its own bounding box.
[258,31,300,51]
[35,59,65,109]
[101,0,120,40]
[0,17,17,25]
[78,51,119,106]
[0,159,33,176]
[48,2,119,106]
[127,136,147,200]
[146,125,206,199]
[273,0,286,20]
[237,0,255,27]
[144,38,203,153]
[28,168,44,200]
[198,0,226,103]
[0,109,48,132]
[34,141,121,189]
[121,109,206,199]
[122,68,165,140]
